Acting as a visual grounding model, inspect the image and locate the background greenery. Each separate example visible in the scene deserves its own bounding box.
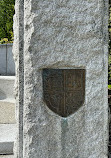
[0,0,15,44]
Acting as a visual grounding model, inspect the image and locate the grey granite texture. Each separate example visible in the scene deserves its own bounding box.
[13,0,109,157]
[13,0,24,157]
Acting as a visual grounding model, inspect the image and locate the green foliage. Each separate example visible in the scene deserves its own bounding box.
[0,38,8,44]
[0,38,13,44]
[108,85,111,89]
[0,0,15,43]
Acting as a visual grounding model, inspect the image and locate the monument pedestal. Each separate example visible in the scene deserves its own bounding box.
[13,0,109,157]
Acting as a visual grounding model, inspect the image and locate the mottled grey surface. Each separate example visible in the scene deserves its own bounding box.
[0,44,6,75]
[0,124,16,154]
[0,44,15,75]
[0,155,14,158]
[14,0,108,158]
[13,0,24,157]
[7,44,15,75]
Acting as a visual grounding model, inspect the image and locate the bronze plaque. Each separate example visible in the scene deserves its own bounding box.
[43,69,85,117]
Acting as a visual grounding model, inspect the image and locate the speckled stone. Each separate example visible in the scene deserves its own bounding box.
[13,0,109,158]
[0,155,14,158]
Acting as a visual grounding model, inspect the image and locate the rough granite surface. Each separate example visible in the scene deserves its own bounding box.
[13,0,24,157]
[14,0,108,158]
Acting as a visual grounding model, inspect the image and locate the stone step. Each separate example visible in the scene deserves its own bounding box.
[0,155,14,158]
[0,76,15,124]
[0,99,15,124]
[0,76,15,100]
[0,124,16,155]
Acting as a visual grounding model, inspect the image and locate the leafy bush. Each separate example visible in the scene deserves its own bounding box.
[0,0,15,43]
[0,38,13,44]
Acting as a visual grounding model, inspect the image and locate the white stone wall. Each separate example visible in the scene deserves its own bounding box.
[14,0,109,158]
[0,44,15,75]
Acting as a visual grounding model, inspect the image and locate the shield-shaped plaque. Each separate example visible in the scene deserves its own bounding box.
[43,69,85,117]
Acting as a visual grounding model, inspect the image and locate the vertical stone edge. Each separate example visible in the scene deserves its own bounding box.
[103,0,109,157]
[13,0,24,157]
[23,0,35,157]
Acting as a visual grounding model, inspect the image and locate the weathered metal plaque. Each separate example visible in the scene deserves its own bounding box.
[43,69,85,117]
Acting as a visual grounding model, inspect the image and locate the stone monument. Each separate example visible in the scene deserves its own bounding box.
[13,0,109,157]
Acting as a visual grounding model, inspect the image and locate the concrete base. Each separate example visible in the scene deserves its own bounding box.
[0,76,15,100]
[0,143,13,155]
[0,124,16,155]
[0,44,15,75]
[0,155,14,158]
[0,99,15,124]
[0,76,15,124]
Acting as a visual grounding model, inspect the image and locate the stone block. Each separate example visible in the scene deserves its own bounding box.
[0,44,6,75]
[7,44,15,75]
[0,76,15,100]
[13,0,109,157]
[0,76,15,124]
[0,100,15,124]
[0,44,15,75]
[0,124,16,154]
[0,155,14,158]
